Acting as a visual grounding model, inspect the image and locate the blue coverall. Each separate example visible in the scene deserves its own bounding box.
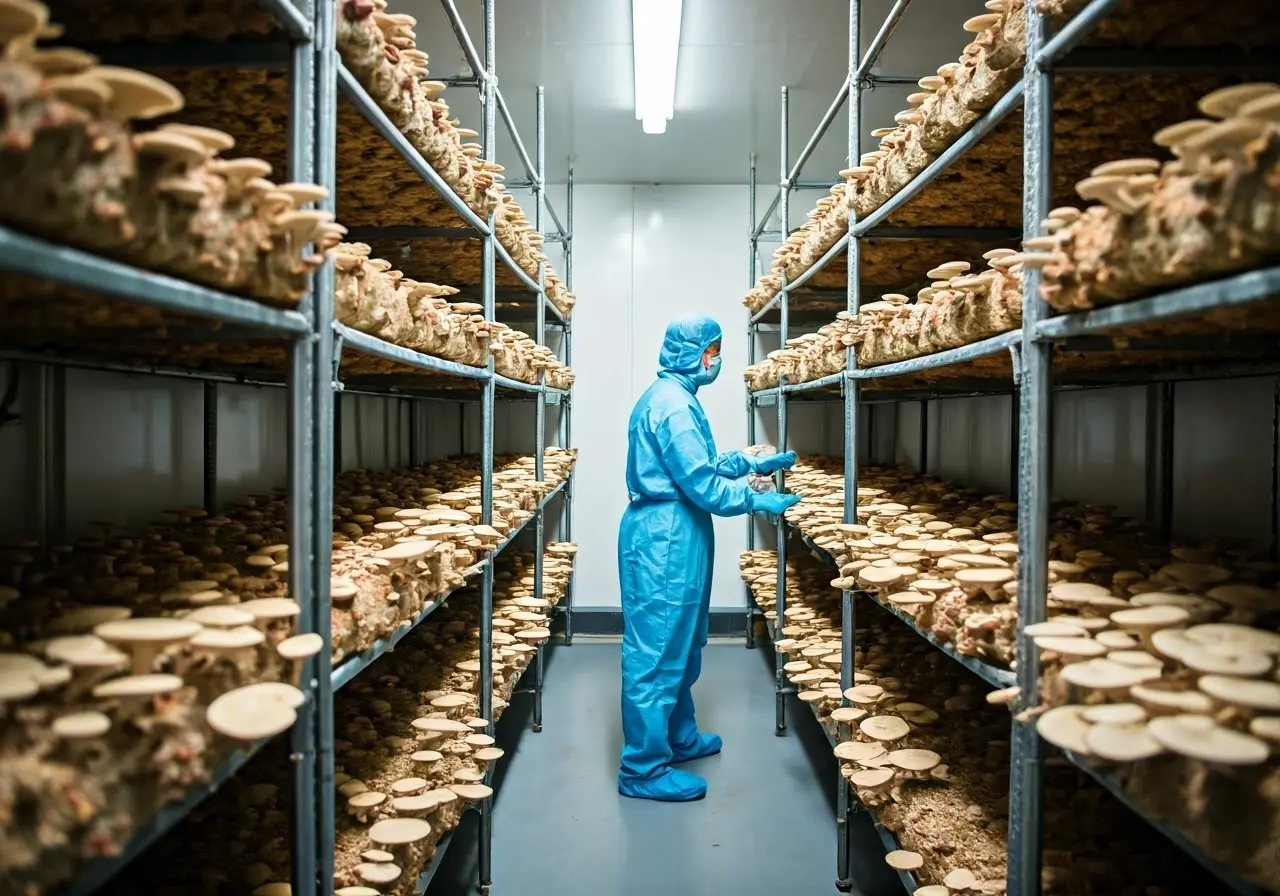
[617,315,798,802]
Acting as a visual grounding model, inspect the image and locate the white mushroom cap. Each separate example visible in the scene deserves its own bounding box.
[885,850,923,870]
[186,606,255,628]
[368,817,432,846]
[206,682,303,740]
[859,715,910,742]
[1147,714,1269,764]
[355,863,401,885]
[1084,721,1163,761]
[191,626,265,651]
[1198,674,1280,711]
[887,749,941,771]
[52,710,111,739]
[277,632,323,660]
[93,673,184,699]
[1080,703,1146,725]
[239,598,302,621]
[449,783,494,801]
[1036,705,1091,755]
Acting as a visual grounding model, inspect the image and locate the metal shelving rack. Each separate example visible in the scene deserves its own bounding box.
[0,1,575,894]
[746,1,1280,894]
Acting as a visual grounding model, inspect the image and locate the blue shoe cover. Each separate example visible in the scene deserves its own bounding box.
[617,767,707,802]
[671,732,722,764]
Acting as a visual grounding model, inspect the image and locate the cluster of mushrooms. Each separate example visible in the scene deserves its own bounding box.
[0,0,336,305]
[97,547,575,896]
[336,0,575,318]
[744,0,1025,316]
[743,253,1023,391]
[329,450,576,660]
[741,549,1211,894]
[1026,82,1280,314]
[769,458,1280,888]
[0,449,571,894]
[334,243,575,388]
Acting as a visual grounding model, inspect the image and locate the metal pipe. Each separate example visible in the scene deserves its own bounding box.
[774,84,792,735]
[287,23,320,893]
[563,163,575,646]
[439,0,486,82]
[746,152,759,649]
[838,7,862,881]
[478,0,496,887]
[533,84,547,728]
[36,364,66,547]
[1008,2,1051,891]
[1036,0,1123,69]
[203,382,218,514]
[1159,383,1176,541]
[786,77,850,186]
[286,333,317,896]
[496,85,538,182]
[854,0,911,79]
[919,399,929,473]
[752,190,781,241]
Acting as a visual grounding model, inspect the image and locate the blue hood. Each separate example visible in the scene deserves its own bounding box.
[658,315,722,375]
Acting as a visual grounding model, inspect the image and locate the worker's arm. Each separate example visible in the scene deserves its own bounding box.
[655,405,756,517]
[713,450,753,479]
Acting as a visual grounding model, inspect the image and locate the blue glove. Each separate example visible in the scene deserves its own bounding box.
[749,491,801,516]
[750,451,798,475]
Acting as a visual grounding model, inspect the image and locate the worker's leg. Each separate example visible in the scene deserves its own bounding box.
[670,512,721,762]
[618,501,708,801]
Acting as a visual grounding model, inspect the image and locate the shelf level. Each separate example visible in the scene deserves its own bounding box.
[0,227,312,336]
[789,524,1016,691]
[330,477,570,690]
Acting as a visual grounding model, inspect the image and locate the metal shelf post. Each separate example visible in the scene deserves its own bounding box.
[1009,3,1052,892]
[836,2,862,889]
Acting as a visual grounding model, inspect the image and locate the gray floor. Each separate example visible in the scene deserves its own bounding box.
[430,639,901,896]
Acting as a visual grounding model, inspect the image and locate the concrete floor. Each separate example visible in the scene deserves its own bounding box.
[429,639,902,896]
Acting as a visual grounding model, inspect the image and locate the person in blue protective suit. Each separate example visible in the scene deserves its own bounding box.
[617,314,801,803]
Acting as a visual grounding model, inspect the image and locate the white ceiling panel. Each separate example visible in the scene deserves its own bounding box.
[393,0,981,184]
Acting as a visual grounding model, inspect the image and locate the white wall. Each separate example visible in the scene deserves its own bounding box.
[571,184,754,610]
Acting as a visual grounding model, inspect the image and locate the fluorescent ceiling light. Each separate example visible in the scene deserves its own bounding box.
[632,0,683,134]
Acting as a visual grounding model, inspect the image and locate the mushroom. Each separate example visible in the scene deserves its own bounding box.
[1197,674,1280,716]
[945,869,979,891]
[1083,721,1163,762]
[450,783,494,801]
[885,850,924,871]
[859,715,910,742]
[95,66,184,120]
[1035,705,1092,755]
[93,673,184,714]
[277,632,323,684]
[205,681,303,741]
[886,749,941,773]
[94,617,203,674]
[391,777,428,796]
[354,863,401,886]
[1147,714,1269,765]
[1130,683,1213,717]
[346,790,386,823]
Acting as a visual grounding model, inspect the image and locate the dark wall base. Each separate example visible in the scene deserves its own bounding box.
[570,606,749,638]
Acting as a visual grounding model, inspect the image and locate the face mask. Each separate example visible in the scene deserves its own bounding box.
[691,355,722,386]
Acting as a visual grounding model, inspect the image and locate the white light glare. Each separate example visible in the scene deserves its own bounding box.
[641,116,668,135]
[633,0,683,134]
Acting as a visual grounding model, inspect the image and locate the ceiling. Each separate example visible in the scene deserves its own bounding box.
[399,0,975,184]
